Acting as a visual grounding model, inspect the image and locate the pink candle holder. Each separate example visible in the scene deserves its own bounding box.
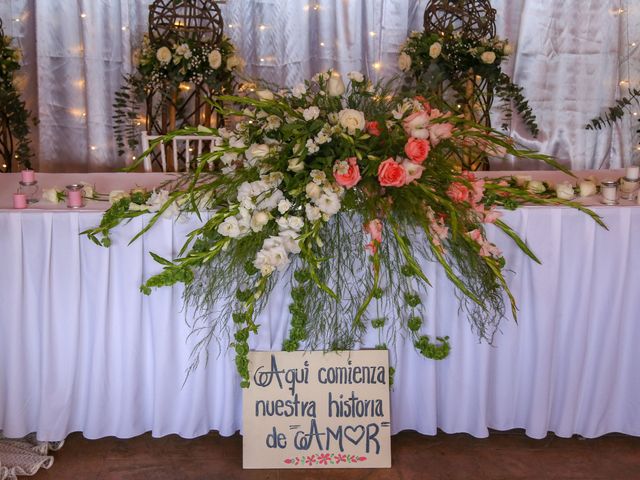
[66,184,84,209]
[13,192,27,209]
[21,169,36,184]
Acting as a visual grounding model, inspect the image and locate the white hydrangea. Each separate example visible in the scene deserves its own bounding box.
[256,189,284,211]
[278,229,301,254]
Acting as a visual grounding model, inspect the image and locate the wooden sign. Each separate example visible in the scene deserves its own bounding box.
[243,350,391,469]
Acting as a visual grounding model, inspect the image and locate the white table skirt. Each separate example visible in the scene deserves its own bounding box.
[1,173,639,441]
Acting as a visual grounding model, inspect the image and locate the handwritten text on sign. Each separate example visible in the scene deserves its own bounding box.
[242,350,391,469]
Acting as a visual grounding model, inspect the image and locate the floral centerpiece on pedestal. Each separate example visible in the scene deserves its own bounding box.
[399,31,539,138]
[113,33,243,156]
[86,71,601,386]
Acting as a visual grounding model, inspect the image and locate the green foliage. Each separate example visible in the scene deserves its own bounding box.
[0,34,36,170]
[586,87,640,137]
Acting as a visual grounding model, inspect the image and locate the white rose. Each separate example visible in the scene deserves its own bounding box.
[226,54,245,71]
[527,180,546,194]
[579,180,597,197]
[256,89,274,101]
[481,51,496,64]
[398,52,412,71]
[305,203,322,222]
[514,175,532,187]
[251,210,270,232]
[347,71,364,83]
[108,190,128,204]
[327,72,345,97]
[218,216,241,238]
[277,199,292,214]
[429,42,442,59]
[288,157,305,173]
[292,83,306,98]
[208,49,222,69]
[305,182,322,200]
[503,42,514,55]
[303,106,320,121]
[556,182,575,200]
[131,49,141,67]
[288,216,304,231]
[156,46,172,64]
[327,112,339,125]
[338,108,365,134]
[42,188,61,204]
[128,203,149,212]
[80,182,95,198]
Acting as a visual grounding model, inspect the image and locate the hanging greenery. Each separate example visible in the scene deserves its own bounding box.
[0,28,35,172]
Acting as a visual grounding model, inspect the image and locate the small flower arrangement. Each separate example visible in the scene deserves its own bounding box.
[399,31,539,137]
[134,33,243,90]
[0,33,35,171]
[113,34,243,157]
[86,71,602,386]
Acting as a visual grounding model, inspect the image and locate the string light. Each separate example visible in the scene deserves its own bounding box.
[258,24,268,31]
[320,42,325,47]
[80,13,87,18]
[369,31,376,37]
[373,62,381,70]
[90,145,97,151]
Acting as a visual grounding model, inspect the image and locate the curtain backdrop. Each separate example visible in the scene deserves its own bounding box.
[0,0,637,172]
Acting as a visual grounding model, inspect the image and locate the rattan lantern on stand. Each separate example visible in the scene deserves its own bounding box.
[424,0,497,170]
[146,0,226,137]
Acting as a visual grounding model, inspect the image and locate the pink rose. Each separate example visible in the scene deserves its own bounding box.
[364,219,383,243]
[404,137,431,164]
[333,157,361,189]
[429,122,454,145]
[447,182,470,203]
[377,158,407,187]
[401,159,425,183]
[403,110,429,135]
[366,121,381,137]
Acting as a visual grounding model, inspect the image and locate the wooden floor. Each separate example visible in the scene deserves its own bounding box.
[34,430,640,479]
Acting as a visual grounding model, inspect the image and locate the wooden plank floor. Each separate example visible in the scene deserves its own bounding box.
[34,430,640,479]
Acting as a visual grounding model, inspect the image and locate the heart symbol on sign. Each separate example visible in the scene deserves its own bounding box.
[343,426,365,446]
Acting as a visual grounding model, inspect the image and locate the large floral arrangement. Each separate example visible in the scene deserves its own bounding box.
[0,32,35,171]
[113,33,244,156]
[399,31,539,137]
[86,71,601,386]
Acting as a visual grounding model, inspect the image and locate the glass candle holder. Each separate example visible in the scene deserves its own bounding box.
[66,184,84,209]
[18,181,40,204]
[620,177,640,200]
[600,179,619,205]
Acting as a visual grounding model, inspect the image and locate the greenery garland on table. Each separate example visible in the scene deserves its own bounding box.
[113,33,243,156]
[399,31,539,137]
[85,71,602,387]
[0,29,35,171]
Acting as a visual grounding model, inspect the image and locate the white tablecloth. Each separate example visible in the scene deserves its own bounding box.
[1,172,639,441]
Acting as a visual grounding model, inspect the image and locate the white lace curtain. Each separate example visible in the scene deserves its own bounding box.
[0,0,637,172]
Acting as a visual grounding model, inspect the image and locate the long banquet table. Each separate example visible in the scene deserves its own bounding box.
[1,171,639,441]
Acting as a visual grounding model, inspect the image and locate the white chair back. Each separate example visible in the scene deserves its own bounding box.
[140,132,217,172]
